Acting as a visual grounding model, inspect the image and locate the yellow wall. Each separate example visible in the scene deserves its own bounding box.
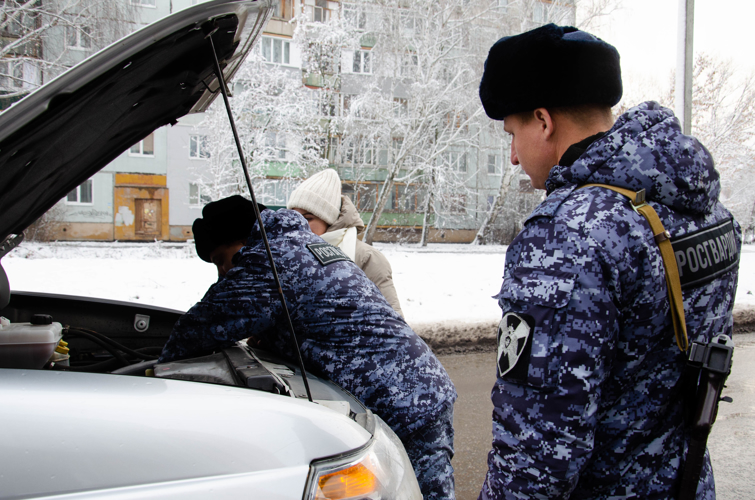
[113,174,170,241]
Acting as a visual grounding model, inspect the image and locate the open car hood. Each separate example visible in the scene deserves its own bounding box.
[0,0,271,242]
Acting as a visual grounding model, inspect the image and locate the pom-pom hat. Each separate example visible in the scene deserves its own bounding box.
[192,195,264,262]
[479,23,622,120]
[287,169,342,225]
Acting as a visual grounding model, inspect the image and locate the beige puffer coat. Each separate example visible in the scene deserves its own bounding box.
[325,196,404,317]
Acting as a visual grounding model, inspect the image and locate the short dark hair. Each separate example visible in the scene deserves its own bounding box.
[516,104,613,127]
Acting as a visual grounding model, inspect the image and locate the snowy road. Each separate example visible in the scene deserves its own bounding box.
[441,333,755,500]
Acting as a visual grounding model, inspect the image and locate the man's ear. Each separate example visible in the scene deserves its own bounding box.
[533,108,555,140]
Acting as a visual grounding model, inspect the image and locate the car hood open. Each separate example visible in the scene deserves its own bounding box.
[0,0,271,242]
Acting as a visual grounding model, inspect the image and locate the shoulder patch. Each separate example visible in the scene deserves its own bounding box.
[307,242,351,266]
[672,218,739,289]
[497,312,534,380]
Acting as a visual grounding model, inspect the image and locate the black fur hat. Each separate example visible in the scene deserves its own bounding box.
[192,195,265,262]
[479,24,622,120]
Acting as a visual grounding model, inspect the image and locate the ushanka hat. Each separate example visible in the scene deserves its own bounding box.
[286,169,342,225]
[192,195,264,262]
[479,23,622,119]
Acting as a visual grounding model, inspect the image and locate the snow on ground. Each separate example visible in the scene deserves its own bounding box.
[3,241,754,325]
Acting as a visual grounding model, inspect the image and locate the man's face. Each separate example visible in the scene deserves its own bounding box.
[503,111,557,190]
[209,241,245,277]
[292,208,329,236]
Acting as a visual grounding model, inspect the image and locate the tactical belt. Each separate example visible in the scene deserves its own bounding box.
[580,183,688,352]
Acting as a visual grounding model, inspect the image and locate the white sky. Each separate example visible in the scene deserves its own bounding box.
[584,0,755,103]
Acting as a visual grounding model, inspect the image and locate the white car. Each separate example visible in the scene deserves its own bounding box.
[0,2,421,499]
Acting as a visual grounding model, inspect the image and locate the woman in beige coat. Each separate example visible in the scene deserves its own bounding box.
[287,169,404,317]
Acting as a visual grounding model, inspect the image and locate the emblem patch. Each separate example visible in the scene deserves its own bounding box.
[307,242,351,266]
[497,312,532,378]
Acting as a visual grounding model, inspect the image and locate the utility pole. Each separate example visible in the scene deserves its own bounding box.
[676,0,694,135]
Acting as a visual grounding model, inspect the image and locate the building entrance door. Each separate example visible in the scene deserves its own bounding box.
[135,199,161,237]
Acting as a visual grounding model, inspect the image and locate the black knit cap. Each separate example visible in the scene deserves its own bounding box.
[192,195,265,262]
[479,24,622,120]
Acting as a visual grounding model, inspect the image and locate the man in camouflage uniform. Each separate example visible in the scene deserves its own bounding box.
[477,24,741,499]
[159,195,457,499]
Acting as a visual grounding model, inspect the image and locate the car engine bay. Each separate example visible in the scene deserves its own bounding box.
[0,286,366,418]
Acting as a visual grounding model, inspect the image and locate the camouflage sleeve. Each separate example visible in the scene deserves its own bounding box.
[159,273,277,363]
[481,216,619,499]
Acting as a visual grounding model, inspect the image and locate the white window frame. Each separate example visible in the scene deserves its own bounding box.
[65,26,91,50]
[343,2,367,30]
[487,154,500,174]
[131,0,156,7]
[66,179,94,205]
[189,183,211,207]
[442,151,466,172]
[129,133,155,157]
[189,134,211,159]
[266,131,287,160]
[393,97,408,118]
[261,36,291,65]
[353,49,372,74]
[400,53,418,77]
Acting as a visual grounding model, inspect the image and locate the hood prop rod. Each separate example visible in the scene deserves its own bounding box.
[208,34,313,403]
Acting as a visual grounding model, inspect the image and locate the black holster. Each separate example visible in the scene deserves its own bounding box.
[678,334,734,500]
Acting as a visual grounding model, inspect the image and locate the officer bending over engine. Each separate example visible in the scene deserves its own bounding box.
[477,24,741,499]
[159,195,457,499]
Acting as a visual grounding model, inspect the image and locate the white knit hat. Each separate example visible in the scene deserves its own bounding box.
[287,169,342,225]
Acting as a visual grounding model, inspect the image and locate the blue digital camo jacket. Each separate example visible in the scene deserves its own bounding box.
[159,208,456,439]
[480,102,741,500]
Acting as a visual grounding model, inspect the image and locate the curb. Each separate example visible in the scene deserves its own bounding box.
[413,306,755,350]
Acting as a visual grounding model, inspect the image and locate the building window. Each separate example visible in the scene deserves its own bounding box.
[487,154,499,174]
[66,179,93,205]
[440,193,466,214]
[318,92,338,117]
[353,50,371,74]
[343,138,378,165]
[189,135,210,159]
[0,61,24,88]
[129,133,154,156]
[266,131,287,159]
[393,98,408,118]
[395,184,417,212]
[401,53,418,77]
[401,12,423,36]
[441,151,466,172]
[356,184,378,211]
[272,0,294,20]
[261,36,290,65]
[131,0,156,6]
[487,195,496,210]
[343,2,367,30]
[189,183,211,206]
[66,26,91,50]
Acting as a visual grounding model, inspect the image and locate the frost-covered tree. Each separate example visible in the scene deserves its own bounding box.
[473,0,622,245]
[333,0,490,245]
[195,51,329,204]
[660,54,755,242]
[1,0,136,105]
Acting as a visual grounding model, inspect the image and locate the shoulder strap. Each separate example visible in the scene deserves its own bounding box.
[580,183,689,352]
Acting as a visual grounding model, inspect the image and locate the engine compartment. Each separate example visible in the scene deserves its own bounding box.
[0,289,367,417]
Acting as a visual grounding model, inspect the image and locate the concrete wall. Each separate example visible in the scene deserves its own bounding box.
[167,114,207,239]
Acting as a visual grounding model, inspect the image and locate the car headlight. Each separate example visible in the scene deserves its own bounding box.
[304,413,422,500]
